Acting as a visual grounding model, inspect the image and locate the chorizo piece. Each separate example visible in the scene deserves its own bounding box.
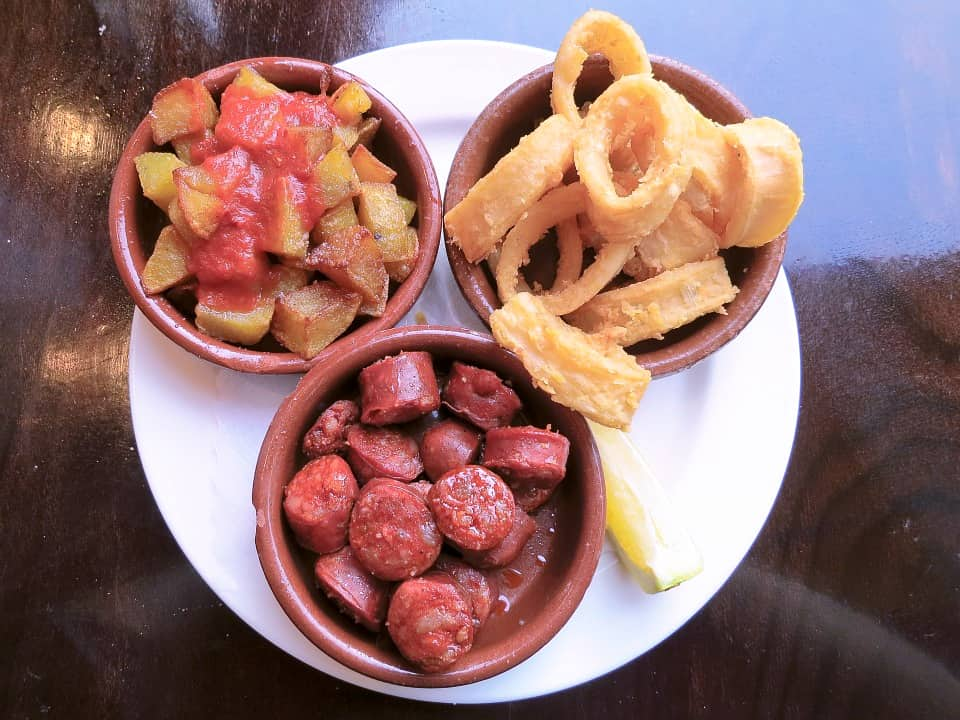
[428,465,515,551]
[345,424,423,483]
[314,546,391,632]
[419,419,482,482]
[442,361,522,430]
[482,426,570,489]
[283,455,359,554]
[358,351,440,425]
[461,506,537,569]
[302,399,360,458]
[433,555,499,627]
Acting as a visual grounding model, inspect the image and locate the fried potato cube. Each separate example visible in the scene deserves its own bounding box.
[333,123,360,151]
[270,266,311,297]
[307,225,388,317]
[397,195,417,225]
[356,116,381,148]
[174,166,223,239]
[166,197,199,244]
[311,142,360,210]
[357,182,417,262]
[271,281,362,359]
[135,152,186,210]
[286,125,334,168]
[331,81,372,125]
[262,176,310,259]
[230,66,286,98]
[142,226,192,294]
[350,144,397,184]
[311,200,359,245]
[172,129,218,165]
[385,256,416,283]
[195,299,275,346]
[149,78,219,145]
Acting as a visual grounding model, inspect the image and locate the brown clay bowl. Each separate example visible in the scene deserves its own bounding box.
[252,326,605,687]
[444,56,787,377]
[110,57,441,374]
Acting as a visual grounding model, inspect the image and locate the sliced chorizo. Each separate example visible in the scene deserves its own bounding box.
[387,572,475,672]
[511,485,554,513]
[460,506,537,569]
[442,361,522,430]
[433,555,499,628]
[345,424,423,483]
[419,419,482,482]
[283,455,359,554]
[302,399,360,458]
[406,480,433,502]
[481,426,570,489]
[358,351,440,425]
[313,545,391,632]
[428,465,515,551]
[349,479,442,581]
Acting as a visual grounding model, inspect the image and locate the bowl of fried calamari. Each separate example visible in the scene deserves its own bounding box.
[444,10,803,429]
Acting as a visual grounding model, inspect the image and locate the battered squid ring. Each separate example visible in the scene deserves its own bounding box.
[496,183,589,305]
[574,75,695,244]
[550,9,653,125]
[495,183,637,316]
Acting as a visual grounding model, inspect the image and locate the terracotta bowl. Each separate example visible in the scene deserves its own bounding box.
[444,56,787,377]
[252,326,605,687]
[110,57,441,374]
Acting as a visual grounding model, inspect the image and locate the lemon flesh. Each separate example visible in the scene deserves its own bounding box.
[589,419,703,592]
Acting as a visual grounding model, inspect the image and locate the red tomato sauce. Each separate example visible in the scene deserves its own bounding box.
[187,88,342,312]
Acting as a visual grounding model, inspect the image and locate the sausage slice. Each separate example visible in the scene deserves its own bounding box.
[420,419,482,482]
[434,555,499,628]
[460,506,537,569]
[345,424,423,483]
[349,479,442,580]
[428,465,515,551]
[358,351,440,425]
[482,426,570,489]
[314,546,391,632]
[387,572,475,672]
[283,455,359,554]
[442,361,522,430]
[302,400,360,458]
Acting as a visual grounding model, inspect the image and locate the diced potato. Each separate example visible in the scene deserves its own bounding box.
[172,129,217,165]
[351,144,397,184]
[143,226,192,294]
[286,125,334,167]
[385,258,415,283]
[397,195,417,225]
[384,228,419,282]
[311,142,360,210]
[270,266,311,297]
[357,183,417,262]
[331,81,372,125]
[307,225,388,317]
[311,200,359,245]
[149,78,219,145]
[356,117,381,148]
[174,166,223,239]
[333,123,360,151]
[271,282,362,359]
[195,298,274,346]
[230,66,286,98]
[135,152,186,210]
[166,197,199,244]
[263,176,310,259]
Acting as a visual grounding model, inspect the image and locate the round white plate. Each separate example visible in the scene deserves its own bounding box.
[129,40,801,703]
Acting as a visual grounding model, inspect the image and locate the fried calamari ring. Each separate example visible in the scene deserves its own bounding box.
[496,183,588,304]
[574,75,694,244]
[721,117,804,248]
[550,9,652,125]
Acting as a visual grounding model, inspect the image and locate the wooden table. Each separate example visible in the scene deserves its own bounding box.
[2,1,958,717]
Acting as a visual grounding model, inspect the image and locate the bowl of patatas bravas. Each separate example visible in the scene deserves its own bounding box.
[110,57,441,374]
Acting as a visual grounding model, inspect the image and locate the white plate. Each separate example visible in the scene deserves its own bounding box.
[129,40,801,703]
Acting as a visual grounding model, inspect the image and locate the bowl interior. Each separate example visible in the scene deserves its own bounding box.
[111,58,441,374]
[253,327,604,687]
[444,56,786,377]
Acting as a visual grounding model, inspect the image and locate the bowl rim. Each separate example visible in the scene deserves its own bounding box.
[443,54,787,378]
[109,56,442,375]
[252,325,606,687]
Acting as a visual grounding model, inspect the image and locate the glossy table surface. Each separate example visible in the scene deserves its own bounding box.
[2,1,958,717]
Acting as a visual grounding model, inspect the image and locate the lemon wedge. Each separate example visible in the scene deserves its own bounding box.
[588,419,703,592]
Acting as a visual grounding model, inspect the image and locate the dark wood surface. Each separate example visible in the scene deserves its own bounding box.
[2,1,958,717]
